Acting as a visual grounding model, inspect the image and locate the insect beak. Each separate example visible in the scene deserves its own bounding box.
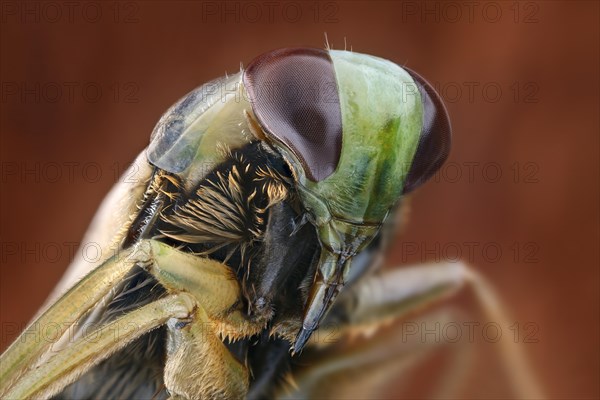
[292,218,380,354]
[293,248,351,354]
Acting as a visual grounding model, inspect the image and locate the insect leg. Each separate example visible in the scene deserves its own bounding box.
[0,244,145,391]
[2,293,195,400]
[462,267,544,399]
[163,304,249,400]
[140,239,266,399]
[307,262,543,399]
[278,308,465,399]
[318,261,467,337]
[144,239,265,337]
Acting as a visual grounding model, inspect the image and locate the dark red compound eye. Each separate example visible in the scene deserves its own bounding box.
[243,48,343,182]
[403,69,452,194]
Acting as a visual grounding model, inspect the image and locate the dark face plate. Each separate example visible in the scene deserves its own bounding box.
[402,68,452,193]
[243,48,343,182]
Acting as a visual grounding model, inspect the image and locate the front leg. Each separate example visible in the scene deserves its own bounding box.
[164,306,248,400]
[142,240,266,399]
[0,245,141,391]
[0,239,260,400]
[2,293,195,400]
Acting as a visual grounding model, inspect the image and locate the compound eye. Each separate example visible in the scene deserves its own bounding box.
[403,69,452,194]
[243,48,343,181]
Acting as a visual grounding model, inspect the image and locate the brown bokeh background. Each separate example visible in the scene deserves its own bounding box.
[1,1,598,398]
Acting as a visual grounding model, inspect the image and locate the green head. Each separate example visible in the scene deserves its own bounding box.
[243,48,451,351]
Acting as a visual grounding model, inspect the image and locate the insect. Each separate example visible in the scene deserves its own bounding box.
[0,47,540,399]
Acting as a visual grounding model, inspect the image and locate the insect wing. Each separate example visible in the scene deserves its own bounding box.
[40,151,153,309]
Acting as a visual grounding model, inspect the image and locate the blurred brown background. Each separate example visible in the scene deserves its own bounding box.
[1,1,598,398]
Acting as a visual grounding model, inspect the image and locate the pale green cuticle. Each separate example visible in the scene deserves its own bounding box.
[297,50,423,225]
